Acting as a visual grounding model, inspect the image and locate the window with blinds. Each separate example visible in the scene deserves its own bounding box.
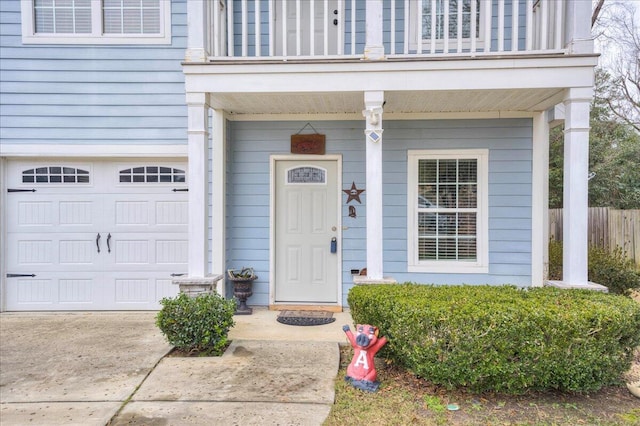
[22,0,170,44]
[34,0,92,34]
[103,0,161,34]
[408,149,488,273]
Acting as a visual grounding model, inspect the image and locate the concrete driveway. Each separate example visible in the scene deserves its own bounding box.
[0,312,171,425]
[0,309,343,425]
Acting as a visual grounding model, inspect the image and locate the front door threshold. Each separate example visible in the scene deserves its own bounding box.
[270,304,343,312]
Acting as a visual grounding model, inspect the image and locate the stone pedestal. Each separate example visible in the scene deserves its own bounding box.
[172,274,224,297]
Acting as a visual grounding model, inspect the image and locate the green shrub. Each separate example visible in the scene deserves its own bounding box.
[589,245,640,295]
[156,292,236,356]
[548,239,563,281]
[548,240,640,295]
[348,284,640,394]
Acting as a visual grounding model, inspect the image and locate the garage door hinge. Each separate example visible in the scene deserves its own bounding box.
[7,274,36,278]
[172,188,188,192]
[8,188,36,193]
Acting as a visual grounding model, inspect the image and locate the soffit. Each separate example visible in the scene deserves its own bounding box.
[210,88,564,117]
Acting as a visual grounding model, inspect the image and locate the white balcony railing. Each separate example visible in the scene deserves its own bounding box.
[205,0,567,60]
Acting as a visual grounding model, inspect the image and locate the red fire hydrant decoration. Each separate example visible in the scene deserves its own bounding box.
[342,324,388,392]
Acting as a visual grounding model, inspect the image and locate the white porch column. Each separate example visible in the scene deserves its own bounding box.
[562,88,591,286]
[363,91,385,280]
[211,108,226,296]
[364,0,384,60]
[187,92,210,278]
[185,0,208,62]
[531,111,549,286]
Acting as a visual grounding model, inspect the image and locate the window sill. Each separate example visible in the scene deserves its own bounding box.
[408,264,488,274]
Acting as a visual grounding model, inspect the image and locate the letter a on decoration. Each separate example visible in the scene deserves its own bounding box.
[342,324,388,392]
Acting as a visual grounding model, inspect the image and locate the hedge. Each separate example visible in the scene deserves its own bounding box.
[348,284,640,394]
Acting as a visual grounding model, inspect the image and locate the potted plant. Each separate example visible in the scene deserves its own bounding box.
[227,267,257,315]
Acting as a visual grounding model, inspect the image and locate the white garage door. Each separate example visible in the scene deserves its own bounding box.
[4,160,188,311]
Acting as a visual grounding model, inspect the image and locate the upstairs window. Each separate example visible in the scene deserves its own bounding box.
[22,0,171,44]
[409,0,487,51]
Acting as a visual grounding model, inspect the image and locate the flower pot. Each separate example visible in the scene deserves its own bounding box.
[228,268,257,315]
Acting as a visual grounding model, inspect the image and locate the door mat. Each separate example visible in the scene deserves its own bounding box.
[276,310,336,326]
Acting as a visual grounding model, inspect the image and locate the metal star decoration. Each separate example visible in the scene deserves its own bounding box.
[343,182,365,204]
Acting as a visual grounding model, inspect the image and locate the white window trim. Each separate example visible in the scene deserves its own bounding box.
[407,149,489,274]
[21,0,172,45]
[408,0,488,52]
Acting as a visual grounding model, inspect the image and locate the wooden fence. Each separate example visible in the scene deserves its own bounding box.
[549,208,640,266]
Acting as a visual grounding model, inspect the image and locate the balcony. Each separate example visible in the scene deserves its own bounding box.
[183,0,595,118]
[202,0,568,61]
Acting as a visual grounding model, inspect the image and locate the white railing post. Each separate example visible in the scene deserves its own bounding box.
[526,0,533,51]
[323,0,329,55]
[539,0,548,50]
[511,0,519,51]
[310,0,315,55]
[443,0,449,53]
[241,0,248,56]
[364,0,384,59]
[564,0,593,54]
[483,0,492,52]
[352,0,357,54]
[390,0,396,54]
[470,0,477,53]
[497,0,504,52]
[186,0,208,61]
[255,0,261,56]
[296,0,301,56]
[227,0,234,56]
[282,0,288,55]
[337,0,344,54]
[456,0,462,53]
[269,0,275,56]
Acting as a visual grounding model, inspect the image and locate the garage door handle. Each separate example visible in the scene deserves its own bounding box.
[107,233,112,253]
[8,188,36,193]
[7,274,36,278]
[96,233,101,253]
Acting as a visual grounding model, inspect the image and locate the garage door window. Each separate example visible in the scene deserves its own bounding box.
[22,166,90,183]
[119,166,186,183]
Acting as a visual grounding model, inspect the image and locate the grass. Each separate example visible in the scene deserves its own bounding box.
[323,345,640,426]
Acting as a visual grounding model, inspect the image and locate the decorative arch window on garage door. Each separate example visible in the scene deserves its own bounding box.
[22,166,90,183]
[119,166,186,183]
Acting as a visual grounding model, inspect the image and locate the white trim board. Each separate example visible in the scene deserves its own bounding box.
[0,144,187,158]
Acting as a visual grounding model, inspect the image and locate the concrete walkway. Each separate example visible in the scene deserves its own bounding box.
[0,308,352,425]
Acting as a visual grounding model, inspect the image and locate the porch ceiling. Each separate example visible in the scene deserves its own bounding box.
[210,88,565,117]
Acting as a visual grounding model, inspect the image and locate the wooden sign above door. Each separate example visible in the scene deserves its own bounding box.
[291,134,325,155]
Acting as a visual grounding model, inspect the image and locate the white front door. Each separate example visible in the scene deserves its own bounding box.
[274,158,340,304]
[4,160,188,311]
[274,0,342,56]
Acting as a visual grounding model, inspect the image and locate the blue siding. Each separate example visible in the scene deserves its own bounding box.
[226,118,533,306]
[0,0,188,146]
